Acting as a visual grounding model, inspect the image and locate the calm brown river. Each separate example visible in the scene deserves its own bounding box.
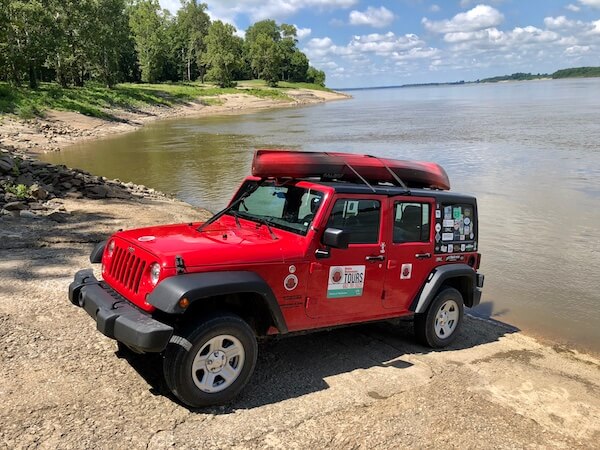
[42,78,600,353]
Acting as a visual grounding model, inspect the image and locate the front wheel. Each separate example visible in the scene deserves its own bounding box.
[414,287,464,348]
[163,313,258,407]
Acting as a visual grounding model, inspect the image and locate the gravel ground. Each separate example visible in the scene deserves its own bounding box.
[1,197,599,449]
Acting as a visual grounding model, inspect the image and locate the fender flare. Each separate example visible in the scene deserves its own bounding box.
[90,240,107,264]
[410,264,476,314]
[147,271,288,334]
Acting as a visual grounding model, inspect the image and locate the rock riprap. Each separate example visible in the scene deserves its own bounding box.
[0,146,168,220]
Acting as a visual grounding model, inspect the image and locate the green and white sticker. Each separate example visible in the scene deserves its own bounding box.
[327,265,365,298]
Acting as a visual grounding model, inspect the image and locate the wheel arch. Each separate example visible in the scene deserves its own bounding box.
[147,271,288,335]
[411,264,476,313]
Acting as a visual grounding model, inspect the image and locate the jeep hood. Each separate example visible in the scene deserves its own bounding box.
[115,220,307,268]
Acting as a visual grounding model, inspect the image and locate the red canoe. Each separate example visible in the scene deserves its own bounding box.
[251,149,450,190]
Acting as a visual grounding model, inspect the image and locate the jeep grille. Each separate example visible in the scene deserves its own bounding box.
[108,244,146,294]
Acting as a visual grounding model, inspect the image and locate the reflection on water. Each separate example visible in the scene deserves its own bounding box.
[42,79,600,354]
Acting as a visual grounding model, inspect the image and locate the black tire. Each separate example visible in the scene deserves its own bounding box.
[163,313,257,408]
[414,287,464,348]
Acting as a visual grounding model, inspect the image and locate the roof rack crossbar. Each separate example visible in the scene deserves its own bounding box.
[366,154,410,192]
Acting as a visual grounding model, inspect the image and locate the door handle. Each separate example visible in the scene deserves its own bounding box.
[366,255,385,262]
[415,253,431,259]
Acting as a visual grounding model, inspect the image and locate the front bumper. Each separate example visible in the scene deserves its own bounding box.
[68,269,173,352]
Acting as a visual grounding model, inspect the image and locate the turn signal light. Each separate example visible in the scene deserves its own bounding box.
[179,297,190,309]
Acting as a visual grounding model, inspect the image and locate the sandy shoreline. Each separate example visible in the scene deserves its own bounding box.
[1,88,599,447]
[0,87,350,154]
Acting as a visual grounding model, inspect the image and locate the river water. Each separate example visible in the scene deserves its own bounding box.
[42,78,600,353]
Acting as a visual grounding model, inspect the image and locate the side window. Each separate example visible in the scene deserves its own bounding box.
[435,203,477,253]
[393,202,430,243]
[327,199,381,244]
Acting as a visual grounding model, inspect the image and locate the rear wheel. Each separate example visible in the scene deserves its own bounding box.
[163,313,257,407]
[414,287,464,348]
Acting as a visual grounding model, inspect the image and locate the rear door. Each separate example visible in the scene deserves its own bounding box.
[383,196,437,311]
[306,195,386,320]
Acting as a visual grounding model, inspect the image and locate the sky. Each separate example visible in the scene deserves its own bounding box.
[158,0,600,88]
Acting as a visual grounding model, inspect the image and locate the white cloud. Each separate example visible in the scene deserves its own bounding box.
[295,26,312,39]
[305,32,425,59]
[578,0,600,8]
[422,5,504,33]
[564,45,591,55]
[592,19,600,33]
[429,4,441,13]
[392,47,440,61]
[566,3,581,11]
[349,6,395,28]
[543,16,582,29]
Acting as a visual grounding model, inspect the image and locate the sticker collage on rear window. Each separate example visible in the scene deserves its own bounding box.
[434,203,477,254]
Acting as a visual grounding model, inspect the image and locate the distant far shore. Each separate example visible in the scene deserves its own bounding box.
[338,65,600,91]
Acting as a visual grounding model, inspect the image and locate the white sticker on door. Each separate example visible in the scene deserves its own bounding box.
[327,265,365,298]
[400,263,413,280]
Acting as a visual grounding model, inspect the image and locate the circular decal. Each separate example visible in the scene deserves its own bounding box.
[288,265,296,274]
[464,217,471,225]
[137,236,155,242]
[435,223,441,232]
[331,267,343,283]
[284,274,298,291]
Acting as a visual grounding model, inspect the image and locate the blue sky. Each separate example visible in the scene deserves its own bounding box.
[159,0,600,88]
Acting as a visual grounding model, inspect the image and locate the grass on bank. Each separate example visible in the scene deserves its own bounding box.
[0,80,327,120]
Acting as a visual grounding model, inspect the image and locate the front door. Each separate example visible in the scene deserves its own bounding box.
[306,196,386,320]
[383,196,436,311]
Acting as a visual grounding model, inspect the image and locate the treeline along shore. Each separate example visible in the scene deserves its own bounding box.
[1,0,325,89]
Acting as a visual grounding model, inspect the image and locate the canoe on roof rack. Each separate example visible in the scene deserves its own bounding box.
[251,149,451,191]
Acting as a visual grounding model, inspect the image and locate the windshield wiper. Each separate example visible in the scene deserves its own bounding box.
[197,182,260,232]
[230,210,241,229]
[255,217,277,240]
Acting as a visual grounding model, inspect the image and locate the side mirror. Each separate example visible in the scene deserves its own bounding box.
[322,228,350,249]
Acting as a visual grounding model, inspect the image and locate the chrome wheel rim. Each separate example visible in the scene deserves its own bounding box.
[191,334,245,393]
[434,300,459,339]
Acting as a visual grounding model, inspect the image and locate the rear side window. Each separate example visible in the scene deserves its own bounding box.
[434,203,477,253]
[326,199,381,244]
[393,203,430,242]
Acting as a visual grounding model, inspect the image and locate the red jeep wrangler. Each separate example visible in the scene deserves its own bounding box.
[69,150,484,407]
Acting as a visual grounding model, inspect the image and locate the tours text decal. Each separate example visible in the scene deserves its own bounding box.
[327,265,366,298]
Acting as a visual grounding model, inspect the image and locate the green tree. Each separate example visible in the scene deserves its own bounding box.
[245,19,280,80]
[306,66,326,86]
[2,0,53,87]
[289,50,309,82]
[92,0,131,87]
[129,0,169,83]
[203,21,242,88]
[174,0,210,82]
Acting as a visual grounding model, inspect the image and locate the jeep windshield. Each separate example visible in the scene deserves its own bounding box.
[228,181,325,236]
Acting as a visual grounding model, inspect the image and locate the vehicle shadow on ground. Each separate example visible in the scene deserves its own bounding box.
[119,310,519,412]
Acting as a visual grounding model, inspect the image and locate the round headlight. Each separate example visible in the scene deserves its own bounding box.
[107,240,115,257]
[150,263,161,286]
